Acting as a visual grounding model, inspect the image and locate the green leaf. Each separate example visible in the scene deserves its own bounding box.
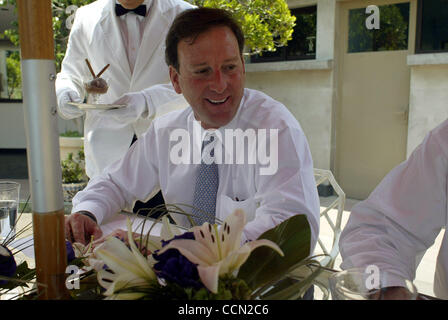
[186,0,296,55]
[237,214,311,291]
[256,261,322,300]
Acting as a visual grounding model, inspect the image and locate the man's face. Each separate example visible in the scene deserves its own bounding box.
[118,0,145,9]
[169,26,245,130]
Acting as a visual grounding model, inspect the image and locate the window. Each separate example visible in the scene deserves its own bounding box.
[416,0,448,53]
[348,3,410,53]
[0,49,22,101]
[250,6,317,63]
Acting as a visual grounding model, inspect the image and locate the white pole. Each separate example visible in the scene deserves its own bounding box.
[17,0,68,300]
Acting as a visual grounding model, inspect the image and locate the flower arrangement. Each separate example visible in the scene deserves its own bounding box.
[67,208,324,300]
[1,205,325,300]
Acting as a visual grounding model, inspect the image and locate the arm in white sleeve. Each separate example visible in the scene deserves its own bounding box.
[243,125,321,256]
[340,127,448,284]
[141,83,188,119]
[55,9,88,119]
[71,124,160,224]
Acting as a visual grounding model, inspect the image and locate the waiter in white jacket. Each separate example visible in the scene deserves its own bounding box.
[56,0,194,179]
[340,118,448,299]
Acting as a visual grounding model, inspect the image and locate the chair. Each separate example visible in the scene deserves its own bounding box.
[285,169,346,299]
[313,168,346,269]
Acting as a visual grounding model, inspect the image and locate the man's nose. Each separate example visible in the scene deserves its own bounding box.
[209,70,227,93]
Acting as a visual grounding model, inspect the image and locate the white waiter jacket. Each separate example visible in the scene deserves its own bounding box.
[55,0,194,178]
[72,88,321,250]
[340,118,448,299]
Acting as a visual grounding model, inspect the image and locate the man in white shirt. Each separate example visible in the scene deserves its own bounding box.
[65,8,320,258]
[340,118,448,299]
[56,0,194,179]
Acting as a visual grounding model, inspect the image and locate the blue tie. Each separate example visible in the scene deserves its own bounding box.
[191,135,219,226]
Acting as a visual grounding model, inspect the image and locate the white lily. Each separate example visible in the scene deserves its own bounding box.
[156,209,284,293]
[94,218,156,300]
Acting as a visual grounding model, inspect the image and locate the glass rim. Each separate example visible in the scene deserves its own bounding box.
[0,181,21,192]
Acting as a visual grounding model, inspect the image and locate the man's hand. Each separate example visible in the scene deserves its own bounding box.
[65,212,103,245]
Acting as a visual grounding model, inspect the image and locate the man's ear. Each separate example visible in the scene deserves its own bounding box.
[169,66,182,94]
[240,54,245,74]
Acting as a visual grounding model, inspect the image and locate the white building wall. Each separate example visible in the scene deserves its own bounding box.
[0,102,81,149]
[245,0,336,170]
[0,102,27,148]
[245,67,334,170]
[406,53,448,157]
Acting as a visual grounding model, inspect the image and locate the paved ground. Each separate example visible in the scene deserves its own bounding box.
[3,178,444,299]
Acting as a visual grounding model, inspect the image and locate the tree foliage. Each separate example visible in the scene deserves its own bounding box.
[5,51,21,99]
[186,0,296,55]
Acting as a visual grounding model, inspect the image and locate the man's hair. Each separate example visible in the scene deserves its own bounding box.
[165,7,245,71]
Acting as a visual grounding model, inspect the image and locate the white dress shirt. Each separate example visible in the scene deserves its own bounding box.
[72,88,320,250]
[340,118,448,299]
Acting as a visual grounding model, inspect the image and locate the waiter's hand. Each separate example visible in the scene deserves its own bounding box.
[103,91,148,124]
[65,212,103,245]
[57,88,85,118]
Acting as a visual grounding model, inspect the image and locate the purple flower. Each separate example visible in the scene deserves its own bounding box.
[66,240,75,263]
[0,245,17,285]
[153,232,203,289]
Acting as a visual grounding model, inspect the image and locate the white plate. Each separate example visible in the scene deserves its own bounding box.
[68,102,127,110]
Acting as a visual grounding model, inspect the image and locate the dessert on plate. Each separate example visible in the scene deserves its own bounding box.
[84,59,110,103]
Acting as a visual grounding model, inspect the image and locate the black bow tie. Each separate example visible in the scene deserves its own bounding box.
[115,3,147,17]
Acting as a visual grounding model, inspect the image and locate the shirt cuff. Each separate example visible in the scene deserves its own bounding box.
[72,202,106,225]
[78,211,98,224]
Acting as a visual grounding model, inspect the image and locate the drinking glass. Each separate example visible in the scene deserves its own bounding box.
[329,267,418,300]
[0,181,20,241]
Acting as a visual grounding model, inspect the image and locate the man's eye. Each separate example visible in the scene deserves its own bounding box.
[225,65,236,71]
[195,69,209,74]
